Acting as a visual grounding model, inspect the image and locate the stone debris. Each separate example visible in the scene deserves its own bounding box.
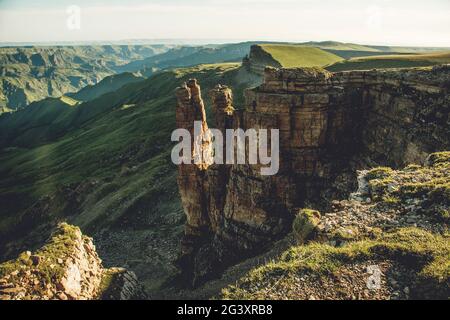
[241,260,415,300]
[317,158,449,245]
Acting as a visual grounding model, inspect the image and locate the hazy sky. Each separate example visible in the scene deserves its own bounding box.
[0,0,449,46]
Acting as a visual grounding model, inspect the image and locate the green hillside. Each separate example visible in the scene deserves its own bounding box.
[303,41,450,53]
[252,41,450,66]
[259,45,343,68]
[326,52,450,72]
[256,42,450,71]
[0,62,260,297]
[69,72,144,102]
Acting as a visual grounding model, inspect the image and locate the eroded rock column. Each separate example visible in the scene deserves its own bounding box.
[175,80,213,276]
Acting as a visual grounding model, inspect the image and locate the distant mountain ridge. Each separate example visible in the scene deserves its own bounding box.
[0,42,260,111]
[0,45,172,110]
[116,42,260,75]
[2,41,449,112]
[244,43,450,74]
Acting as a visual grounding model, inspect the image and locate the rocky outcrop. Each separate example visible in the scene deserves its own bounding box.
[243,45,282,75]
[175,65,450,286]
[0,223,146,300]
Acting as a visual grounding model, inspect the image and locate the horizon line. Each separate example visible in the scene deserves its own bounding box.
[1,39,450,49]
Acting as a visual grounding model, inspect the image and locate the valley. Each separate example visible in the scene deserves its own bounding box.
[0,45,172,111]
[0,61,261,298]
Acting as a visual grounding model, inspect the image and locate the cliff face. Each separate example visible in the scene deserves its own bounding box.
[243,45,282,75]
[175,65,450,286]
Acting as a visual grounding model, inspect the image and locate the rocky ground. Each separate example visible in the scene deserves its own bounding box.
[0,223,146,300]
[317,152,449,245]
[220,152,449,300]
[227,260,415,300]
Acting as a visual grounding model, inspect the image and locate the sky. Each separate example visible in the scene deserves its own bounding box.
[0,0,449,46]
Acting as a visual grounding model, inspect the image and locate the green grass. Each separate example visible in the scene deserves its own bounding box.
[221,228,450,300]
[427,152,450,167]
[59,95,80,106]
[326,52,450,71]
[259,45,343,68]
[0,223,82,286]
[292,209,321,243]
[304,41,380,52]
[363,153,450,222]
[365,167,394,180]
[97,267,141,300]
[97,268,123,299]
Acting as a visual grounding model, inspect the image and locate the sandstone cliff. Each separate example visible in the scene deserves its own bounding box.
[175,65,450,286]
[242,45,282,75]
[0,223,146,300]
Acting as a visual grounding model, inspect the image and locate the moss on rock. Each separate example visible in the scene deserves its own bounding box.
[292,209,321,243]
[365,167,393,180]
[0,223,81,286]
[0,223,106,300]
[363,152,450,223]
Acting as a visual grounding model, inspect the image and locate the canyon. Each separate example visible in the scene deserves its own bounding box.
[175,65,450,286]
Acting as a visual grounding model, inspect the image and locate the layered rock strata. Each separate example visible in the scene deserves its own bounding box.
[175,65,450,286]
